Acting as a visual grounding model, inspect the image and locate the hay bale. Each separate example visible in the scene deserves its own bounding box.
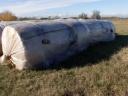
[0,23,5,56]
[1,19,115,70]
[0,21,22,57]
[0,21,41,57]
[80,19,115,43]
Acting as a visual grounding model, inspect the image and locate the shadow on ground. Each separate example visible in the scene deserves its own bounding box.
[48,34,128,70]
[32,34,128,70]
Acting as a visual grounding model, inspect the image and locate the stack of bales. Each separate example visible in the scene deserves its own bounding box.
[0,19,115,70]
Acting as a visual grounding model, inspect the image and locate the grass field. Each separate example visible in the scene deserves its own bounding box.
[0,19,128,96]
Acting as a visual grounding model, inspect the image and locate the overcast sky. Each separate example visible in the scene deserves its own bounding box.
[0,0,128,17]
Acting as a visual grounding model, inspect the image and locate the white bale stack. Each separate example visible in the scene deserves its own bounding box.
[1,19,115,70]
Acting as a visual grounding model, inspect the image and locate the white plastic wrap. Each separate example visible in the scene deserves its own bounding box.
[0,23,5,56]
[1,19,116,70]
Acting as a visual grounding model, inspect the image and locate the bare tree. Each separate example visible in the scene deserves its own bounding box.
[91,10,101,19]
[78,13,88,19]
[0,11,17,21]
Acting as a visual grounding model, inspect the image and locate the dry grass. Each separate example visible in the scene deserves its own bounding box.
[0,19,128,96]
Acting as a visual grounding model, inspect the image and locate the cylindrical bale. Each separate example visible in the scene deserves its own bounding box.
[1,19,115,70]
[99,20,116,41]
[55,19,91,54]
[0,21,24,57]
[83,20,115,43]
[0,23,5,56]
[0,21,44,57]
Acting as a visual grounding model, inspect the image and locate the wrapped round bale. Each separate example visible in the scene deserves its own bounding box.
[56,19,91,53]
[1,19,115,70]
[79,19,115,43]
[0,23,5,56]
[0,21,44,58]
[0,21,25,57]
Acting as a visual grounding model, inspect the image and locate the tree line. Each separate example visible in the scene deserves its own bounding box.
[78,10,101,19]
[0,11,17,21]
[0,10,123,21]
